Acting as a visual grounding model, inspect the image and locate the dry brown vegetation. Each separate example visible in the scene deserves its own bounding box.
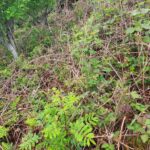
[0,0,150,149]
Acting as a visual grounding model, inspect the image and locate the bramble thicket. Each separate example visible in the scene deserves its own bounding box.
[0,0,150,150]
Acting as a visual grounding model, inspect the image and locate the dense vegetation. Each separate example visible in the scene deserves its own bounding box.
[0,0,150,149]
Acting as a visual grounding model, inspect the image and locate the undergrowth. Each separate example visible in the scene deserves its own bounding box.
[0,0,150,149]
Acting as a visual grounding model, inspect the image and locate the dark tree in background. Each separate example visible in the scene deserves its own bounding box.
[0,0,56,59]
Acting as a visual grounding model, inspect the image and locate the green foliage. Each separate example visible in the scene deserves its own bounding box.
[130,91,141,99]
[72,14,101,58]
[21,89,98,149]
[102,143,115,150]
[21,27,53,57]
[84,113,99,126]
[0,68,12,79]
[0,126,8,138]
[140,134,149,143]
[70,117,96,146]
[1,142,13,150]
[0,97,20,128]
[140,119,150,143]
[0,0,149,149]
[0,0,29,21]
[42,122,62,140]
[25,118,37,127]
[0,0,56,22]
[0,0,56,59]
[127,121,143,133]
[19,132,40,150]
[71,13,102,88]
[128,117,150,144]
[131,103,148,113]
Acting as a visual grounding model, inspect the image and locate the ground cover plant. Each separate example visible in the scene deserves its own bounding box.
[0,0,150,149]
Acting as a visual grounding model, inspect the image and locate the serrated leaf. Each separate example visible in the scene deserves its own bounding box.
[131,103,147,112]
[127,122,143,132]
[145,119,150,126]
[130,91,141,99]
[126,27,135,34]
[25,118,37,127]
[134,26,142,32]
[143,36,150,43]
[141,23,150,30]
[0,126,8,138]
[131,9,150,16]
[141,8,150,14]
[102,143,115,150]
[19,133,40,150]
[1,142,13,150]
[140,134,149,143]
[90,138,96,145]
[103,67,112,73]
[131,10,140,16]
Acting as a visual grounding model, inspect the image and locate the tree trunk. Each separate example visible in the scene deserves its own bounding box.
[5,42,18,59]
[0,20,18,59]
[6,21,18,59]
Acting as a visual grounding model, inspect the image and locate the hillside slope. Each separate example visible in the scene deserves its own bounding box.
[0,0,150,149]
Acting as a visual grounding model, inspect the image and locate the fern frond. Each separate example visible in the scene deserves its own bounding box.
[70,118,96,147]
[25,118,37,127]
[84,113,99,126]
[19,132,40,150]
[0,126,8,138]
[1,142,13,150]
[42,122,61,139]
[36,140,50,150]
